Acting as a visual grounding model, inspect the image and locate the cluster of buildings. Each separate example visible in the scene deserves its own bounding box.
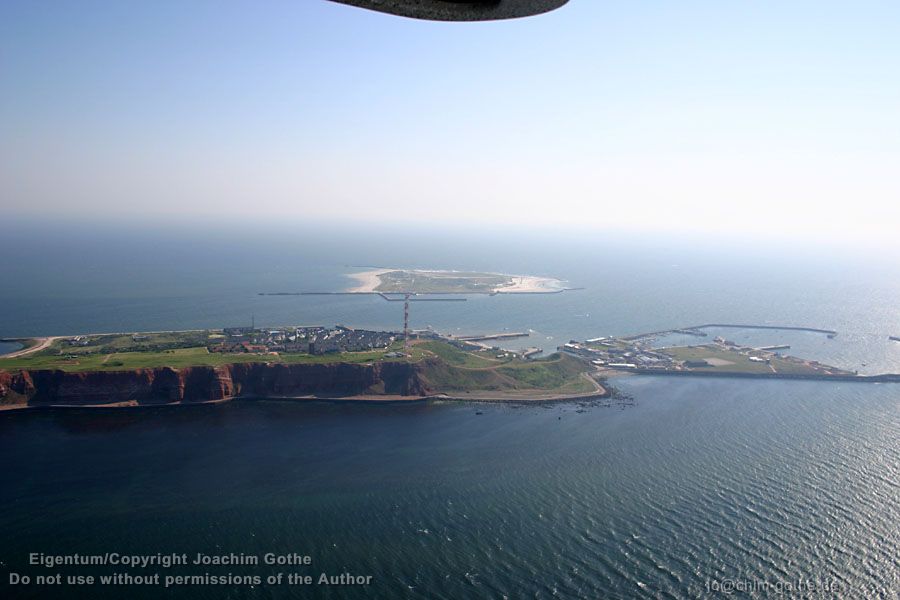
[210,326,398,356]
[562,335,811,373]
[560,337,678,370]
[307,328,397,355]
[66,336,91,347]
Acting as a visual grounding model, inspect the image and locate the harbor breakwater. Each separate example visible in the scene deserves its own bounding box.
[620,368,900,383]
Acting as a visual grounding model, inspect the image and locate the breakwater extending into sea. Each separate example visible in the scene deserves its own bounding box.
[624,323,839,341]
[621,368,900,383]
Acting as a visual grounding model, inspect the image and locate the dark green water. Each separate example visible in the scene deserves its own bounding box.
[1,377,897,599]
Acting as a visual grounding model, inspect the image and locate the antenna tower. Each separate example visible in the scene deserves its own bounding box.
[403,293,411,350]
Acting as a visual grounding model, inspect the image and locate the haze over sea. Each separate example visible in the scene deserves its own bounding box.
[1,221,898,598]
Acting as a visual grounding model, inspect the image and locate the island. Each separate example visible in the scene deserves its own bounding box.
[0,326,603,411]
[3,322,897,412]
[347,269,568,295]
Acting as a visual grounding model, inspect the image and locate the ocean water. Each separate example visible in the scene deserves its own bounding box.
[0,341,22,355]
[1,380,897,598]
[0,221,899,598]
[1,222,899,373]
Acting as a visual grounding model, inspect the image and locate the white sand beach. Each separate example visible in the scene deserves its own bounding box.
[346,269,394,293]
[494,275,566,294]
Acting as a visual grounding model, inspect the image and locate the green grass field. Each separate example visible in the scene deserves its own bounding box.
[0,346,406,372]
[659,344,842,376]
[0,330,441,372]
[418,351,595,395]
[415,340,505,368]
[497,355,590,389]
[374,270,514,294]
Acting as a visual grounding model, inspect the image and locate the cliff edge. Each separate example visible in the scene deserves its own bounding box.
[0,360,431,409]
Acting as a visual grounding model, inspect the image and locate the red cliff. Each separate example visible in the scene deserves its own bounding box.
[0,360,433,409]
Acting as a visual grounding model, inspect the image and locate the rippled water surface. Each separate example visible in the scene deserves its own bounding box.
[1,226,898,598]
[1,378,897,598]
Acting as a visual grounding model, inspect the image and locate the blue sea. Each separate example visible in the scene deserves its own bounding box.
[1,221,898,598]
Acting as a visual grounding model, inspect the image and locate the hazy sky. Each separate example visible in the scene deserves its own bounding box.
[2,1,899,246]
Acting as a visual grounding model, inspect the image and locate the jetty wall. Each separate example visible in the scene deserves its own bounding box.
[621,368,900,383]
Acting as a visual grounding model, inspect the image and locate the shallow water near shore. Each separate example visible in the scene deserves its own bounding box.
[0,341,23,356]
[1,377,897,598]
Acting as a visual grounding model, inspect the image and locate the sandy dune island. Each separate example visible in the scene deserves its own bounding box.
[347,269,566,294]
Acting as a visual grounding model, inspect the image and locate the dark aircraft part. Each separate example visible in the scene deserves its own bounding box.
[328,0,569,21]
